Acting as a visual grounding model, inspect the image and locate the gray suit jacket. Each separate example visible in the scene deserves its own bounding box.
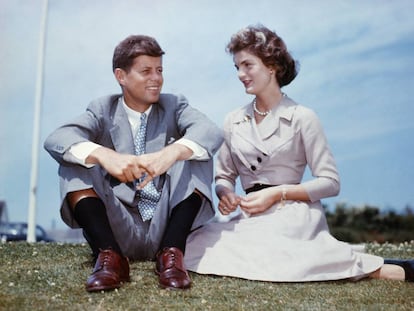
[45,92,223,195]
[45,93,222,161]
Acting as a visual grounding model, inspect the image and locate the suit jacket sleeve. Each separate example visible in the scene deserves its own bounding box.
[43,95,114,165]
[172,94,223,158]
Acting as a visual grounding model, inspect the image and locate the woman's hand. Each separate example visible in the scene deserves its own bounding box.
[239,187,278,215]
[218,191,242,215]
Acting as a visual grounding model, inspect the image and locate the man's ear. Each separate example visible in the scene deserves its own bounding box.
[114,68,125,85]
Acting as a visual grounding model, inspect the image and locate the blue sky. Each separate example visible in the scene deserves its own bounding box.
[1,0,413,230]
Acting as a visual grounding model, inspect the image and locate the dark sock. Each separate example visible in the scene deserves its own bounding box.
[73,197,122,258]
[159,192,202,254]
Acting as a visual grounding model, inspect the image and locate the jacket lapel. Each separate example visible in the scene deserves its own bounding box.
[146,104,167,153]
[257,96,295,140]
[232,105,269,155]
[232,96,296,157]
[109,98,135,155]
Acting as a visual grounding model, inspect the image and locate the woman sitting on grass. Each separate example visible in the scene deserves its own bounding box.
[184,24,414,283]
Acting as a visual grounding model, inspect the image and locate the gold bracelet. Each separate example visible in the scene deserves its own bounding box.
[280,187,287,207]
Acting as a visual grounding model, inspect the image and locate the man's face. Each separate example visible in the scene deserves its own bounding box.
[116,55,163,111]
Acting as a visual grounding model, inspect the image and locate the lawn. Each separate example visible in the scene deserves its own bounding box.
[0,241,413,310]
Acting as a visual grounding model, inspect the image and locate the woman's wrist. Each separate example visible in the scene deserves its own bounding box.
[216,185,233,199]
[280,187,287,206]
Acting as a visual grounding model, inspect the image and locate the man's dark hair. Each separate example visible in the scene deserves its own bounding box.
[112,35,165,72]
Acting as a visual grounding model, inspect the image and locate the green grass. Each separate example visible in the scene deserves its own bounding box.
[0,242,413,311]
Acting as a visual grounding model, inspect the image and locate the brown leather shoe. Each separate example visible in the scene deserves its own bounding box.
[86,249,130,292]
[156,247,192,290]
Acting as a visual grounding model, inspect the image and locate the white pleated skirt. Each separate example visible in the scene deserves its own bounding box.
[184,201,383,282]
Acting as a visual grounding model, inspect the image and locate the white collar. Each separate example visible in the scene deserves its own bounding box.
[121,97,153,134]
[122,97,152,120]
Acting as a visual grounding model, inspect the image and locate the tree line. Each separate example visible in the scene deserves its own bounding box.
[324,203,414,243]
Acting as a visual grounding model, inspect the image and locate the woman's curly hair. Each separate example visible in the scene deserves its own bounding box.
[226,25,298,87]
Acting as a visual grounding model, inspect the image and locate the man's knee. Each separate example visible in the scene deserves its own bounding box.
[67,188,99,210]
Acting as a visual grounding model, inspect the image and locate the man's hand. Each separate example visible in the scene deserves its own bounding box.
[86,144,193,186]
[135,143,193,188]
[86,147,145,183]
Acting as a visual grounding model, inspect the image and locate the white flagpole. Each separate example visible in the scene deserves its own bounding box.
[27,0,49,242]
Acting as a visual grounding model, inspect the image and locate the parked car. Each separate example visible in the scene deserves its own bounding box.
[0,222,54,242]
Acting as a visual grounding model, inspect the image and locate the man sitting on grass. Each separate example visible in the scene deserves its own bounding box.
[44,34,223,292]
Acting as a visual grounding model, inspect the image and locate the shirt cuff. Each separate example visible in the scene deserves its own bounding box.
[175,138,208,160]
[65,142,101,168]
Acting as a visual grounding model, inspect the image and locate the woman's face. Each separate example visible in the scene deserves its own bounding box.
[233,50,275,95]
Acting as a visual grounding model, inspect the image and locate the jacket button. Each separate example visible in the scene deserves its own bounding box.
[251,165,256,171]
[257,157,262,163]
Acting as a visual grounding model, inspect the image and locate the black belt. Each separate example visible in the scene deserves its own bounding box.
[245,184,276,194]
